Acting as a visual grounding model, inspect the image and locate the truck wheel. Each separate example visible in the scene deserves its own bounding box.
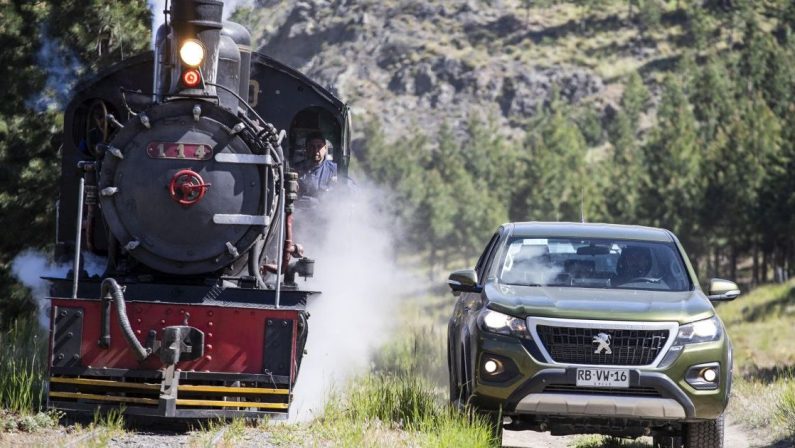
[448,345,461,405]
[684,414,724,448]
[652,434,683,448]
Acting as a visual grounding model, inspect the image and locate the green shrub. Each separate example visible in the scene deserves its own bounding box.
[638,0,663,31]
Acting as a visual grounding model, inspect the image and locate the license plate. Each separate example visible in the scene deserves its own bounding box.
[576,368,630,388]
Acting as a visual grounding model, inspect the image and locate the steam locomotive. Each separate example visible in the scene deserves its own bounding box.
[46,0,349,419]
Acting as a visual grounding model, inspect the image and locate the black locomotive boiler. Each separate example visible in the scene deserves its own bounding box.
[46,0,350,419]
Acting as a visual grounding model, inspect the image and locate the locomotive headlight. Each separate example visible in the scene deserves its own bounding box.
[179,39,205,67]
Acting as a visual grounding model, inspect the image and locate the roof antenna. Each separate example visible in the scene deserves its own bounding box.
[580,186,586,223]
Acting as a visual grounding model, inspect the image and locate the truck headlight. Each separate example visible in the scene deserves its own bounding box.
[674,316,722,344]
[478,309,530,339]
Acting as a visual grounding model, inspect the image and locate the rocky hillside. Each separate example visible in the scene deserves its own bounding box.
[233,0,693,139]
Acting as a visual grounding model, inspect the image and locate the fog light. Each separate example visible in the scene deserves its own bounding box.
[702,368,717,382]
[484,360,498,374]
[685,362,720,390]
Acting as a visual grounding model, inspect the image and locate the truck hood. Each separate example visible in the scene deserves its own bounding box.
[485,282,714,324]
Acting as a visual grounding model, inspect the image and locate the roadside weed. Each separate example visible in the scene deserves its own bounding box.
[777,380,795,437]
[0,318,46,414]
[74,407,126,448]
[190,417,249,448]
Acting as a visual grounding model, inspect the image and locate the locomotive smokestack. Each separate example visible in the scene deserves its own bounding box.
[166,0,224,97]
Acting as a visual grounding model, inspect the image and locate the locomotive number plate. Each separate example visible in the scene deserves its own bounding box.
[146,142,213,160]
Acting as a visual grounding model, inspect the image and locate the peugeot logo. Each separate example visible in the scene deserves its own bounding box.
[593,332,612,355]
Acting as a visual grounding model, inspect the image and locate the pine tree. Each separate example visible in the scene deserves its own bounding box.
[690,57,734,141]
[518,94,591,222]
[640,76,703,253]
[706,95,782,279]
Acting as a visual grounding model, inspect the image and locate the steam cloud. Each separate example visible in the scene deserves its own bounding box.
[149,0,254,48]
[500,243,563,286]
[289,184,411,421]
[28,27,82,112]
[11,250,106,328]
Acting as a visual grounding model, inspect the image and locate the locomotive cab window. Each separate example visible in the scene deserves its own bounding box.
[288,107,341,170]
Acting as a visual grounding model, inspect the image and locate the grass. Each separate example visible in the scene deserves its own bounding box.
[189,417,248,448]
[571,435,651,448]
[715,279,795,444]
[777,381,795,437]
[716,279,795,370]
[0,317,47,416]
[270,372,496,448]
[269,293,497,447]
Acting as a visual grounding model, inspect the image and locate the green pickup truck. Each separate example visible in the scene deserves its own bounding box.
[447,222,740,448]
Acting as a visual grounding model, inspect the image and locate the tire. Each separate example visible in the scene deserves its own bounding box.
[684,414,725,448]
[653,434,683,448]
[448,344,461,405]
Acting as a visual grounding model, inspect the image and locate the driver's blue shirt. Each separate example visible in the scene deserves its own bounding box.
[299,159,337,195]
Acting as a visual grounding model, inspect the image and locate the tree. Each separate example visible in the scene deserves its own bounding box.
[639,76,703,255]
[689,57,734,140]
[737,13,774,94]
[704,95,782,280]
[462,114,518,207]
[621,72,650,128]
[517,94,592,222]
[602,73,649,224]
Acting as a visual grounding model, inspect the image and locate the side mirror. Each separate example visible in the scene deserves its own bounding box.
[448,269,482,294]
[707,278,741,301]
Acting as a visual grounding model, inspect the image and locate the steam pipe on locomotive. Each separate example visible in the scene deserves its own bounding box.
[46,0,332,419]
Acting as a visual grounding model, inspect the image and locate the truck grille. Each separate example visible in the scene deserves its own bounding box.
[536,325,669,366]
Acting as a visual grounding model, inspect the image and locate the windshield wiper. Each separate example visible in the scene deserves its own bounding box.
[618,277,662,285]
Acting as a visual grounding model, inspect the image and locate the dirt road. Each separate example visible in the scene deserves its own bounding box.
[502,417,752,448]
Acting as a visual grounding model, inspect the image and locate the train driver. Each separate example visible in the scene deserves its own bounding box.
[298,131,338,196]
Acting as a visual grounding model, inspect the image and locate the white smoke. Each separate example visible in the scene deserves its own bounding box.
[10,250,107,328]
[289,184,413,421]
[28,27,82,112]
[149,0,255,48]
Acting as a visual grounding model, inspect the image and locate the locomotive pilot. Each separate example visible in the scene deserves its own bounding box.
[298,131,338,196]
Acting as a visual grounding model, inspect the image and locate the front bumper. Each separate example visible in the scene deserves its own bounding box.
[516,394,685,419]
[469,330,730,422]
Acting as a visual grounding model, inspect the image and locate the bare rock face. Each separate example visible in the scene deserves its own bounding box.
[250,0,605,138]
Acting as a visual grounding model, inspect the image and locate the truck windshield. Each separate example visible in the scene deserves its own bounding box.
[497,237,692,292]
